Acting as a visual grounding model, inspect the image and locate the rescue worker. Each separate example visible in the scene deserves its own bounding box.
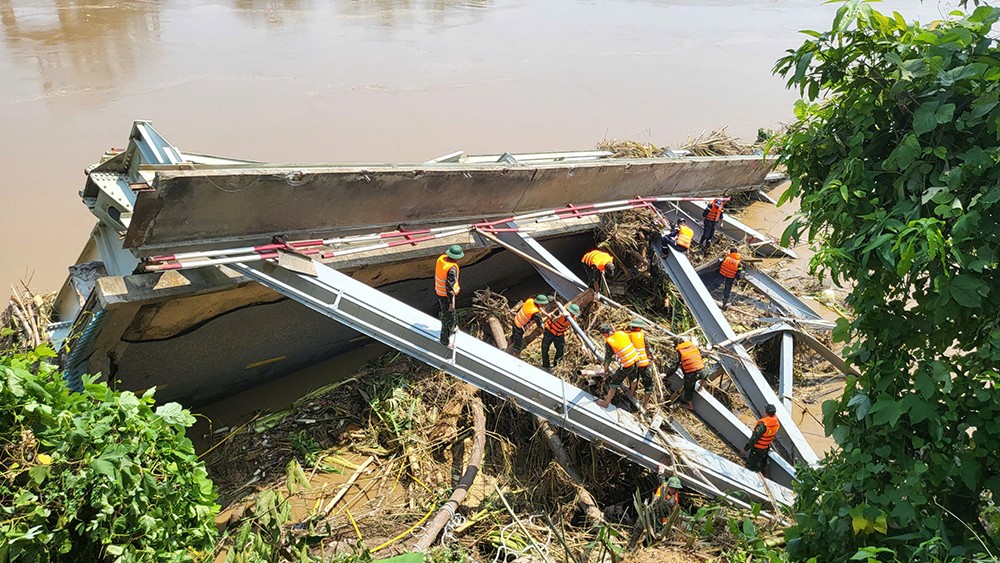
[581,249,616,293]
[661,219,694,254]
[596,324,640,408]
[511,294,550,354]
[700,197,725,248]
[434,245,464,347]
[541,303,581,370]
[625,319,655,409]
[653,473,683,524]
[742,404,780,475]
[665,339,706,411]
[717,247,743,309]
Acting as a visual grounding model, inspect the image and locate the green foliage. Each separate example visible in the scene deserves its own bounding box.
[0,347,219,561]
[774,1,1000,560]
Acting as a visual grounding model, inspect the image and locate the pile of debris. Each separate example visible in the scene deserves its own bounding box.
[1,284,54,351]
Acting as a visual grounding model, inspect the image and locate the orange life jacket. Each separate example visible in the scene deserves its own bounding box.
[514,299,542,329]
[753,414,781,450]
[676,341,704,373]
[719,252,741,279]
[706,199,724,222]
[545,313,572,337]
[582,250,614,272]
[676,225,694,249]
[654,485,679,523]
[434,255,460,297]
[606,331,640,368]
[628,329,650,368]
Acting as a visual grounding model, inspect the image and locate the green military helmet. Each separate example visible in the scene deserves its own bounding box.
[446,245,464,260]
[534,294,549,305]
[629,318,646,328]
[667,476,682,489]
[567,303,581,315]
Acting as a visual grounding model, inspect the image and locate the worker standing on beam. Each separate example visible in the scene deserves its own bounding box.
[665,339,706,411]
[541,303,581,371]
[661,219,694,254]
[717,247,743,310]
[700,197,725,248]
[596,324,640,409]
[434,245,464,348]
[511,294,551,355]
[581,249,616,293]
[742,404,780,477]
[626,319,655,410]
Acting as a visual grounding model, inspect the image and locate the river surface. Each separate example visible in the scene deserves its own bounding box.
[0,0,958,291]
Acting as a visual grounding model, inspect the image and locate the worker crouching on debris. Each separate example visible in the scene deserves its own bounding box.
[626,319,655,410]
[434,245,464,348]
[742,404,780,476]
[581,249,615,293]
[541,303,580,370]
[596,324,640,408]
[511,294,550,355]
[661,219,694,254]
[654,472,683,523]
[700,197,725,248]
[717,247,743,309]
[666,340,706,411]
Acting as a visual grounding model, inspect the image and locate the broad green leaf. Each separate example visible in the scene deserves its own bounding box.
[913,101,940,135]
[950,274,987,307]
[154,402,195,427]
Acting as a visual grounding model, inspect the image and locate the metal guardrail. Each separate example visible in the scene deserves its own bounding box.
[232,258,794,509]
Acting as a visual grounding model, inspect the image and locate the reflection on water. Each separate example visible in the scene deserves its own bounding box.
[0,0,161,104]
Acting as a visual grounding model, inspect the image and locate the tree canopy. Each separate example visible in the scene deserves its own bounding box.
[774,1,1000,560]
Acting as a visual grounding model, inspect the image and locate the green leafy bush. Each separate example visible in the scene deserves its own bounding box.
[0,347,219,561]
[774,1,1000,560]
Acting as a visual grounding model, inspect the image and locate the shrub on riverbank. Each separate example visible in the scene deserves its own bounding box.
[0,346,218,561]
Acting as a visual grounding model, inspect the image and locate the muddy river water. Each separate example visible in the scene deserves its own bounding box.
[0,0,956,291]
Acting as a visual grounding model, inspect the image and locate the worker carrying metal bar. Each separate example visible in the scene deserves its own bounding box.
[434,245,464,348]
[596,324,640,408]
[665,340,707,411]
[541,303,581,370]
[625,319,655,410]
[511,294,551,355]
[581,250,616,293]
[742,404,780,477]
[700,197,725,249]
[661,219,695,254]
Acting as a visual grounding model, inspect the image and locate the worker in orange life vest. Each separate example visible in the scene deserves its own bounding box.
[700,198,725,248]
[596,324,640,408]
[541,303,581,370]
[511,294,551,355]
[654,473,683,524]
[434,245,464,347]
[581,250,616,293]
[625,319,655,409]
[665,340,706,411]
[717,247,743,309]
[742,404,780,476]
[661,219,694,254]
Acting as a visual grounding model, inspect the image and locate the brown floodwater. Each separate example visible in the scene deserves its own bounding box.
[0,0,956,292]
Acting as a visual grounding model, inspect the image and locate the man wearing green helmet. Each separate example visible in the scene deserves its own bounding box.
[434,245,464,348]
[541,302,581,370]
[654,472,683,524]
[511,294,551,355]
